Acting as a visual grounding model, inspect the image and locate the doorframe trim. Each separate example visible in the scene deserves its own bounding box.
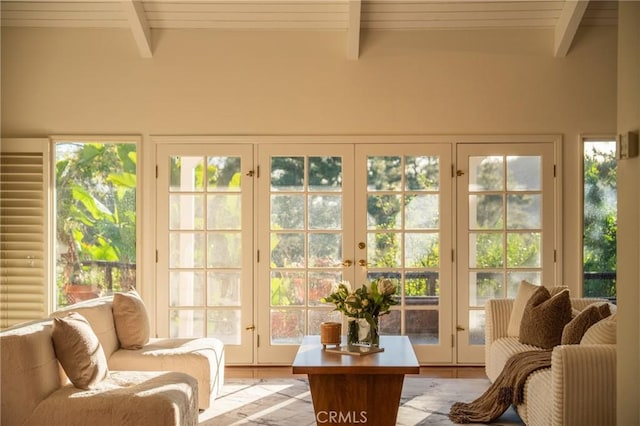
[152,134,562,146]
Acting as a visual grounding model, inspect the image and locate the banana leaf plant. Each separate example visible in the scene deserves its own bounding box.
[55,143,137,304]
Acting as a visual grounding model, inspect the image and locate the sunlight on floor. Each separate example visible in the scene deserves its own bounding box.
[199,382,306,423]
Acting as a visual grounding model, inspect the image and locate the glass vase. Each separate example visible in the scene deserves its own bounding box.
[346,316,380,348]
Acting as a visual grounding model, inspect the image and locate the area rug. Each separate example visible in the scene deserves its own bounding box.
[199,377,524,425]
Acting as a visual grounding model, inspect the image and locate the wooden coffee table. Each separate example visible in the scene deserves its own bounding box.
[292,335,420,426]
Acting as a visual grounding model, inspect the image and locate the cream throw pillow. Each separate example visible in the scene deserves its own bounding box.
[519,287,572,349]
[581,313,617,345]
[507,280,540,337]
[113,290,150,350]
[52,312,109,389]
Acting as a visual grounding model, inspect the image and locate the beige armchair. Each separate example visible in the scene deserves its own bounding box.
[484,297,616,426]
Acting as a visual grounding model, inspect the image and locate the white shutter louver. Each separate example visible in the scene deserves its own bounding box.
[0,139,49,329]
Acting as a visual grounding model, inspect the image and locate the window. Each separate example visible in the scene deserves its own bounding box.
[54,140,138,309]
[582,139,617,300]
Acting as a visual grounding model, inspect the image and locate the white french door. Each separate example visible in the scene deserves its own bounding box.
[257,143,453,364]
[257,144,355,363]
[156,144,254,364]
[152,137,559,366]
[355,144,454,364]
[456,142,557,363]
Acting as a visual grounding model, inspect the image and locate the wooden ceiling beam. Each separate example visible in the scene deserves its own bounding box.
[346,0,361,60]
[122,0,153,58]
[554,0,589,57]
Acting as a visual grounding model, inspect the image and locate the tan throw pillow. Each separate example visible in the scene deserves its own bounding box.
[52,312,109,389]
[561,302,611,345]
[113,290,150,350]
[519,287,572,349]
[507,280,540,337]
[581,313,617,345]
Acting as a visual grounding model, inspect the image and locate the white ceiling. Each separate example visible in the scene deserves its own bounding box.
[0,0,618,59]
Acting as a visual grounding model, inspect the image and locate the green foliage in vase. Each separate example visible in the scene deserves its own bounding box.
[321,278,399,332]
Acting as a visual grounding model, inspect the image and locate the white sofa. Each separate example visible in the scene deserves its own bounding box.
[485,297,616,426]
[0,318,199,426]
[51,295,225,410]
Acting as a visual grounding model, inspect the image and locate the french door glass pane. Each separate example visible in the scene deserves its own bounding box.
[469,271,503,307]
[270,272,305,306]
[469,195,503,229]
[271,157,304,191]
[406,310,439,344]
[309,233,341,267]
[406,272,439,301]
[207,310,241,343]
[507,156,541,190]
[170,234,205,268]
[405,233,439,267]
[308,195,341,229]
[207,195,241,229]
[270,195,304,229]
[469,310,486,345]
[271,309,304,344]
[466,154,543,345]
[269,156,344,344]
[168,155,244,345]
[507,194,541,229]
[366,155,442,345]
[469,156,503,191]
[206,157,241,191]
[309,156,342,191]
[405,156,440,190]
[367,195,402,229]
[270,233,305,267]
[170,271,204,306]
[405,194,439,229]
[207,272,240,306]
[206,233,241,268]
[170,195,204,230]
[308,271,341,306]
[506,232,541,267]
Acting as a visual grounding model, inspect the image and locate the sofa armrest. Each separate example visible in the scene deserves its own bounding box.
[551,344,616,426]
[484,299,514,345]
[569,297,611,312]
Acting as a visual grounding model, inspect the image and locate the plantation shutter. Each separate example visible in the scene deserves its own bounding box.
[0,139,49,329]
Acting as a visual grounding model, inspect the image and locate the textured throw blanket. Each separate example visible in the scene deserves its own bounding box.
[449,350,552,424]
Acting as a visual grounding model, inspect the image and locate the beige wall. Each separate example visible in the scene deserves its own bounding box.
[0,27,617,137]
[0,25,618,294]
[617,3,640,424]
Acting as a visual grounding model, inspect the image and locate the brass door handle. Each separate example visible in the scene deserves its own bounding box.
[456,325,466,331]
[358,259,368,267]
[342,260,353,267]
[246,325,256,331]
